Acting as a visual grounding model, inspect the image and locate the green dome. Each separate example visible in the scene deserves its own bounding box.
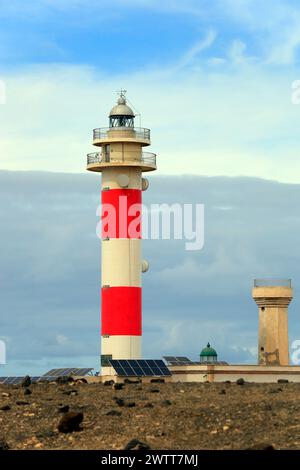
[200,342,217,357]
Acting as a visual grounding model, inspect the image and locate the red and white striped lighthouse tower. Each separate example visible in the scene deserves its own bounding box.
[86,91,157,374]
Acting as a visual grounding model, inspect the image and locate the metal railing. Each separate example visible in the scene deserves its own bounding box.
[140,152,156,166]
[254,279,292,287]
[87,152,102,164]
[93,127,151,141]
[87,151,156,166]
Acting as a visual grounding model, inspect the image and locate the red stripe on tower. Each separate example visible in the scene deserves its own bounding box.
[101,286,142,335]
[101,188,141,239]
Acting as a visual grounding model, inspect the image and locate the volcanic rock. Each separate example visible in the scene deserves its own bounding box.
[57,412,83,433]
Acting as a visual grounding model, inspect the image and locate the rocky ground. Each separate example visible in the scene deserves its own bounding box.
[1,379,300,450]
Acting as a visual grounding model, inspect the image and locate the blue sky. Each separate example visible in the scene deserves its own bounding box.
[0,0,300,71]
[1,1,300,179]
[1,1,300,375]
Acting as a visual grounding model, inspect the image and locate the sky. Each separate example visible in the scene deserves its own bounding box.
[0,0,300,180]
[1,0,300,375]
[1,171,300,376]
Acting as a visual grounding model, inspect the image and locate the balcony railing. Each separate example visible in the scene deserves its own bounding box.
[87,152,102,164]
[93,127,151,141]
[254,279,292,288]
[87,151,156,167]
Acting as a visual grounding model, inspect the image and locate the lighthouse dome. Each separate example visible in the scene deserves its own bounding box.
[109,96,135,117]
[109,93,135,128]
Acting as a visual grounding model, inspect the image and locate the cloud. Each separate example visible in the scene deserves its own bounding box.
[175,30,217,70]
[1,171,300,375]
[0,56,300,183]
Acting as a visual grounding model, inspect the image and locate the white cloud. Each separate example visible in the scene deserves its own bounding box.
[1,56,300,182]
[56,334,70,346]
[175,30,217,70]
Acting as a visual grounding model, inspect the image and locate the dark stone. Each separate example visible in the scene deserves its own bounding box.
[16,400,30,406]
[106,410,122,416]
[150,378,165,383]
[125,402,136,408]
[124,439,151,450]
[56,376,74,385]
[150,388,160,393]
[245,443,275,450]
[124,379,140,384]
[58,405,70,413]
[103,380,114,386]
[114,398,125,407]
[219,389,226,395]
[76,378,88,384]
[21,376,31,388]
[0,405,11,411]
[236,378,245,385]
[144,402,154,408]
[269,388,281,394]
[24,388,32,395]
[278,379,289,384]
[0,439,9,450]
[57,412,83,433]
[161,399,172,406]
[113,383,124,390]
[62,389,78,396]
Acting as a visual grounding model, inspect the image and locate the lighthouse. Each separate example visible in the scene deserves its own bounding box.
[86,91,157,374]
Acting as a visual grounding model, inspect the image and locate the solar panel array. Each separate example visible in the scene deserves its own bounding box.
[0,376,57,385]
[109,359,172,377]
[163,357,228,366]
[0,368,94,386]
[42,368,93,377]
[163,356,193,365]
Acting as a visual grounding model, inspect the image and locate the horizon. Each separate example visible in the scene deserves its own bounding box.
[1,0,300,375]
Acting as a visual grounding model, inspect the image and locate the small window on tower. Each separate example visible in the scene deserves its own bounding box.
[104,144,110,162]
[101,354,112,367]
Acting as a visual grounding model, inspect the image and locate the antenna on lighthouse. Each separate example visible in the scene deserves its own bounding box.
[116,88,142,127]
[116,88,127,100]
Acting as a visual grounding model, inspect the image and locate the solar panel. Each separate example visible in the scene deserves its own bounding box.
[42,367,93,377]
[0,376,59,385]
[31,376,40,383]
[163,356,193,365]
[1,377,24,385]
[109,359,172,377]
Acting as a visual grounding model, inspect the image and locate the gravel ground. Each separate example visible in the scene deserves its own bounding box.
[1,380,300,450]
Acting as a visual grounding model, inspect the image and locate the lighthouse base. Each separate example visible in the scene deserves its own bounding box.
[101,335,141,375]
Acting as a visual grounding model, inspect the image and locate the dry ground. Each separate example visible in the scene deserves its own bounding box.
[1,380,300,450]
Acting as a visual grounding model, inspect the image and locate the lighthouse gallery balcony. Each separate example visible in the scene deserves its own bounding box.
[86,150,157,172]
[92,127,151,146]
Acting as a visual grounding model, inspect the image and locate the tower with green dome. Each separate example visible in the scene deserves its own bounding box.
[200,343,218,363]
